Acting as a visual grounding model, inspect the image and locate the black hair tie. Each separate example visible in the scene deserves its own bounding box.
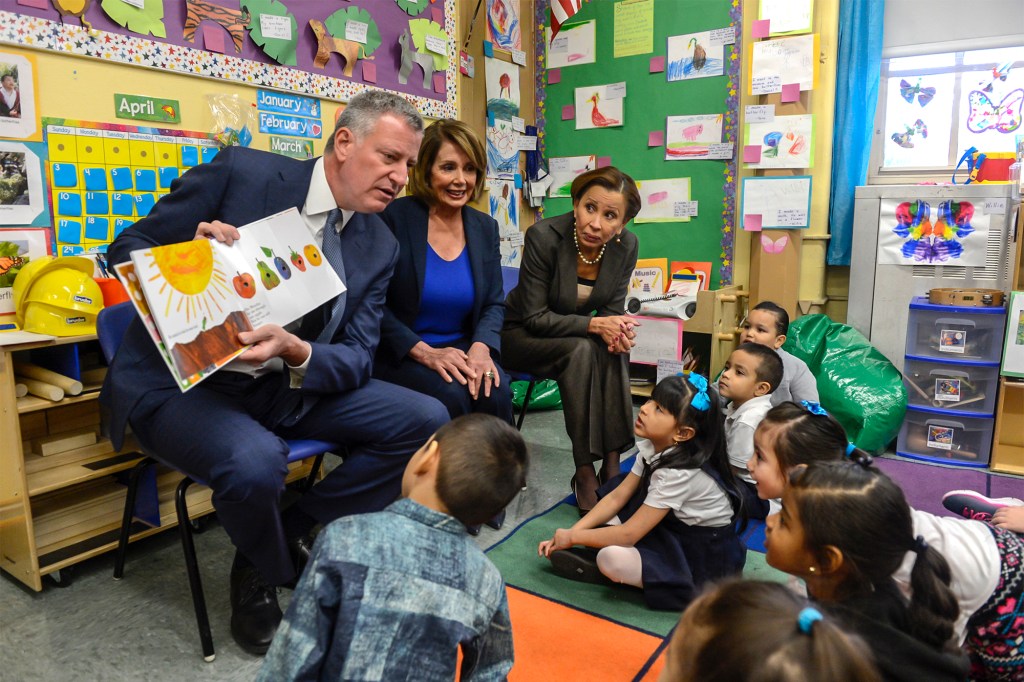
[912,535,929,554]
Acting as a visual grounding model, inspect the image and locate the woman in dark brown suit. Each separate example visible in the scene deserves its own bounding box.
[502,167,641,513]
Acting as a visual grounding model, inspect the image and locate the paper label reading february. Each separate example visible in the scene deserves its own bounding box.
[260,14,293,41]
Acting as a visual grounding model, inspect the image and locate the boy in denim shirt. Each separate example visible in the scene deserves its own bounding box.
[259,414,527,681]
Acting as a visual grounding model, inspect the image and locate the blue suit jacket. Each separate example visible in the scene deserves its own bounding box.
[376,196,504,363]
[101,146,399,449]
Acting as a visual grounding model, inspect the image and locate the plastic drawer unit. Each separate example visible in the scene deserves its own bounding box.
[904,297,1007,363]
[902,356,1001,416]
[896,407,995,467]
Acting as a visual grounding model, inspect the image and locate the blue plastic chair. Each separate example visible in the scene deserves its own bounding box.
[501,266,540,430]
[97,301,335,661]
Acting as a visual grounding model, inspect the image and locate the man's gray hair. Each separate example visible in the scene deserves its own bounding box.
[325,90,422,151]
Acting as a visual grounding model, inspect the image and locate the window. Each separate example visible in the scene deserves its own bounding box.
[872,46,1024,178]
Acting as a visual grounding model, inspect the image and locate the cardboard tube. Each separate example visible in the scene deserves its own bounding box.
[15,383,27,398]
[16,377,64,402]
[13,362,83,396]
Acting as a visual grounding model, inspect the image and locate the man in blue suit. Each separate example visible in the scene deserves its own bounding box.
[101,91,449,654]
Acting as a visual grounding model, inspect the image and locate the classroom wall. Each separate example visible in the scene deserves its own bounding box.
[883,0,1024,57]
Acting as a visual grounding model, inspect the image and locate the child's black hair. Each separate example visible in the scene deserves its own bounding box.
[434,414,529,526]
[648,375,744,522]
[753,300,790,337]
[758,401,849,472]
[787,461,960,652]
[734,342,784,393]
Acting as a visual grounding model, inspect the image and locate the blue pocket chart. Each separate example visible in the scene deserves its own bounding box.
[58,219,82,244]
[109,167,133,191]
[180,145,199,166]
[51,163,78,188]
[57,191,82,216]
[84,217,110,241]
[111,192,134,216]
[134,193,156,216]
[83,167,108,191]
[134,169,157,192]
[201,146,219,163]
[85,191,109,214]
[114,218,134,238]
[158,166,179,188]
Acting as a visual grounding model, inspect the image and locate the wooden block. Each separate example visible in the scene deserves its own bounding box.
[19,411,48,440]
[14,362,83,396]
[15,382,27,398]
[17,377,64,402]
[47,402,101,434]
[32,429,98,457]
[79,367,107,386]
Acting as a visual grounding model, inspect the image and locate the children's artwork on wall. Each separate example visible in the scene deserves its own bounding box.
[635,177,691,224]
[239,0,297,65]
[574,83,624,130]
[744,114,813,169]
[876,198,989,267]
[667,31,724,81]
[408,18,449,71]
[486,118,518,179]
[313,8,381,78]
[749,34,819,95]
[758,0,813,36]
[545,20,596,69]
[500,231,523,268]
[0,227,51,319]
[1001,290,1024,378]
[548,154,595,197]
[487,178,520,237]
[665,114,723,160]
[890,119,928,149]
[183,0,248,51]
[395,0,430,16]
[101,0,165,37]
[740,176,811,229]
[485,56,520,118]
[486,0,521,52]
[0,141,48,227]
[964,88,1023,134]
[613,0,653,58]
[899,78,936,107]
[0,49,40,141]
[760,233,790,254]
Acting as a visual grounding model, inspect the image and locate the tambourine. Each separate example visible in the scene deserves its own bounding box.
[927,288,1004,307]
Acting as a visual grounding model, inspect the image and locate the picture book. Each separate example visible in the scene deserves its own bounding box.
[115,208,344,392]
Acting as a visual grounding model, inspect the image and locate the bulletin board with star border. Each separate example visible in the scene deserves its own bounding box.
[534,0,741,287]
[44,117,220,255]
[0,0,458,119]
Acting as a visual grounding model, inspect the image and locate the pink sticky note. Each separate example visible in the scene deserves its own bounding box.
[562,104,575,121]
[743,145,762,163]
[431,6,444,24]
[781,83,800,103]
[597,156,612,168]
[17,0,51,8]
[433,72,446,94]
[744,214,763,232]
[203,28,227,54]
[752,19,771,38]
[649,56,665,73]
[362,61,377,84]
[548,68,561,84]
[648,130,664,147]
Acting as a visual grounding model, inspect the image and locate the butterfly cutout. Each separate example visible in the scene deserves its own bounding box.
[980,62,1012,93]
[761,234,789,254]
[899,79,936,107]
[891,200,974,264]
[891,119,928,148]
[966,89,1024,134]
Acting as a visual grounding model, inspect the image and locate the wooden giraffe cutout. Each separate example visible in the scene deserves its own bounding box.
[309,19,373,78]
[183,0,251,53]
[398,28,435,90]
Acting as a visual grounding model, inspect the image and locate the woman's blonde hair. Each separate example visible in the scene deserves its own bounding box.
[406,119,486,205]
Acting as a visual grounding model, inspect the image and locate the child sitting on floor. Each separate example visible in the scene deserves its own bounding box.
[738,301,818,406]
[258,414,528,682]
[766,460,970,682]
[659,579,882,682]
[718,342,784,519]
[748,401,1024,680]
[942,489,1024,533]
[538,374,745,611]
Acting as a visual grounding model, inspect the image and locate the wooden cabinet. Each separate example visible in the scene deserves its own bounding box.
[991,377,1024,475]
[0,334,310,591]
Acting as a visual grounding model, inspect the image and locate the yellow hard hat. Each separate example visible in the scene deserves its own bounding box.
[23,302,98,336]
[25,269,104,314]
[12,256,95,326]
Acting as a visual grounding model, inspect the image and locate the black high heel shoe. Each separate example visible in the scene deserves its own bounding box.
[485,509,506,530]
[570,475,592,517]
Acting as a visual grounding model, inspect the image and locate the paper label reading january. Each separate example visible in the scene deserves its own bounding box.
[606,82,627,99]
[745,105,775,123]
[345,21,368,44]
[511,49,527,65]
[708,27,736,46]
[516,135,537,151]
[706,143,735,159]
[934,378,962,402]
[927,425,955,450]
[939,329,967,354]
[673,201,698,217]
[425,34,447,55]
[775,208,808,226]
[260,14,293,41]
[511,116,526,132]
[752,74,782,95]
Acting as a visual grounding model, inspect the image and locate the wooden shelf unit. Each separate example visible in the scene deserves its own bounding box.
[991,377,1024,475]
[0,334,312,591]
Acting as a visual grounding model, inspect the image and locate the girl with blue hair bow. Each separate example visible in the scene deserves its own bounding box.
[538,374,746,611]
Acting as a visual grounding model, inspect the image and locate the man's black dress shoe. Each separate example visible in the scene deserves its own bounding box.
[229,556,282,655]
[282,534,315,589]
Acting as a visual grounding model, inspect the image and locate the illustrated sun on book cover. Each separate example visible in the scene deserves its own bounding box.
[115,208,344,392]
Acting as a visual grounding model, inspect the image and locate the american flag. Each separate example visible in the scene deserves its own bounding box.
[550,0,584,44]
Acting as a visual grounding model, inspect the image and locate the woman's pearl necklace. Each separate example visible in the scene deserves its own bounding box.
[574,228,606,265]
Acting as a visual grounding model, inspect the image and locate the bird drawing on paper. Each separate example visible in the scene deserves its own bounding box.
[689,37,706,72]
[587,93,619,127]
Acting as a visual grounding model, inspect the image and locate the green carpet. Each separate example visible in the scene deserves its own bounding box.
[487,502,788,637]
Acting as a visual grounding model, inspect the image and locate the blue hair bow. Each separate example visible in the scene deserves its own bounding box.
[800,400,828,417]
[687,373,711,412]
[797,607,823,634]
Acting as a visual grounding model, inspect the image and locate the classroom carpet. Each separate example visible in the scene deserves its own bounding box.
[487,500,786,681]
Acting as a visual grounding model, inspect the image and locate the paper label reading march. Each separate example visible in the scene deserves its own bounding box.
[260,14,293,41]
[934,378,962,402]
[425,34,447,55]
[751,74,782,95]
[745,105,775,123]
[345,21,368,44]
[926,425,955,450]
[939,329,967,354]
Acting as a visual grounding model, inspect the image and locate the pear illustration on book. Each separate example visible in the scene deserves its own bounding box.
[256,260,281,290]
[262,246,292,280]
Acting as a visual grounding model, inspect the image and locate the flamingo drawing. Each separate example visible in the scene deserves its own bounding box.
[689,37,706,71]
[587,93,620,127]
